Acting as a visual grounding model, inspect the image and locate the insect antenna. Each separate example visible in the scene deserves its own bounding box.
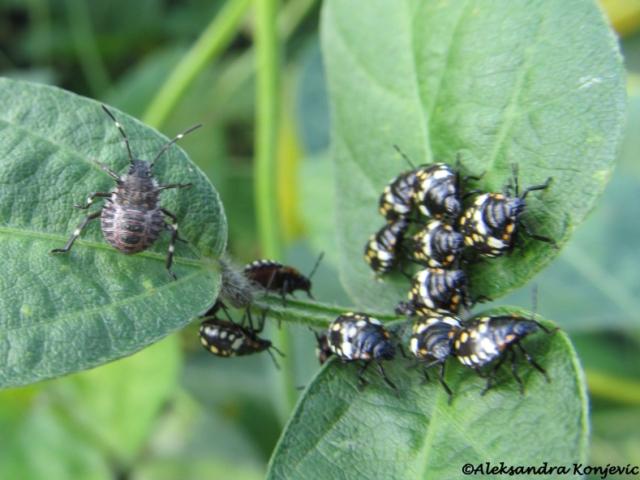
[266,348,283,370]
[529,284,555,334]
[307,252,325,280]
[511,163,520,197]
[101,105,134,163]
[151,124,203,166]
[393,144,416,169]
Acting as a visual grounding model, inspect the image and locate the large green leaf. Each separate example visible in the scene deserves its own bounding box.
[267,316,588,479]
[322,0,626,309]
[0,78,226,388]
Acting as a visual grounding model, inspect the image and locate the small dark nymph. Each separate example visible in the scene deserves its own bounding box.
[51,105,201,279]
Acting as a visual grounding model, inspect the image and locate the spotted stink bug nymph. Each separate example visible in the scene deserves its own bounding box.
[364,219,409,275]
[199,308,283,367]
[51,105,201,279]
[458,165,555,257]
[409,314,462,401]
[326,312,397,390]
[454,313,554,395]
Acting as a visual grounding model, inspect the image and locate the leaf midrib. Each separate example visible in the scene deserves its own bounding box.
[0,225,206,267]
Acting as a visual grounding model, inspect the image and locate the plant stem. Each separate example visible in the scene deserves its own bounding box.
[255,0,282,260]
[143,0,251,128]
[213,0,317,107]
[252,296,401,328]
[255,0,300,416]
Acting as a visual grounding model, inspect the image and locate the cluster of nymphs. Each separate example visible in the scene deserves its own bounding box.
[354,147,558,400]
[197,255,323,366]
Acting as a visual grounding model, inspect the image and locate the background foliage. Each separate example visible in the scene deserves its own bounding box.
[0,0,638,479]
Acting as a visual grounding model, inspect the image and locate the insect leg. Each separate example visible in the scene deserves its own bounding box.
[520,177,552,200]
[515,342,549,383]
[161,208,181,280]
[438,361,453,404]
[520,221,557,247]
[481,354,507,396]
[95,161,122,181]
[156,183,193,192]
[510,349,525,395]
[266,346,283,370]
[376,362,397,391]
[51,211,101,253]
[74,192,111,209]
[356,361,371,390]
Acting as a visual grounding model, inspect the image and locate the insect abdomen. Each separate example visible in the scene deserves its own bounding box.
[101,202,164,253]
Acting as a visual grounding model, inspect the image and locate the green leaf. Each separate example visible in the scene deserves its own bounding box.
[133,390,267,479]
[0,78,226,388]
[0,388,111,480]
[267,316,588,479]
[322,0,626,309]
[493,94,640,331]
[48,335,182,466]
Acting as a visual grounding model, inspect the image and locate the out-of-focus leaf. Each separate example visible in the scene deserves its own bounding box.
[591,408,640,466]
[132,459,263,480]
[140,390,265,475]
[49,335,181,466]
[0,389,111,480]
[105,47,186,118]
[295,38,330,156]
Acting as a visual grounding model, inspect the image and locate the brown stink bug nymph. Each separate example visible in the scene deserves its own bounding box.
[51,105,201,279]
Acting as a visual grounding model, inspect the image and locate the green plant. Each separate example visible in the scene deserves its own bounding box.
[0,0,630,478]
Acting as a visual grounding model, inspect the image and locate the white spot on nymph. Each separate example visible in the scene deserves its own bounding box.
[346,325,358,339]
[341,340,355,358]
[487,236,505,249]
[414,323,428,334]
[219,331,227,339]
[205,326,218,337]
[472,208,487,235]
[231,338,243,350]
[431,169,452,181]
[409,338,419,355]
[480,337,499,358]
[377,250,392,261]
[474,194,489,206]
[442,316,461,328]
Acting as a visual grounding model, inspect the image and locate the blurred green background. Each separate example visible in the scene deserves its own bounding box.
[0,0,638,478]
